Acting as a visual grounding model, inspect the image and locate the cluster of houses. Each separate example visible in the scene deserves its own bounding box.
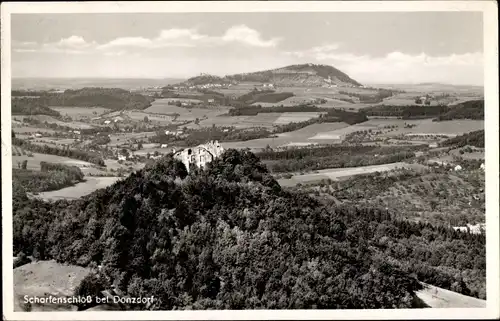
[173,83,232,91]
[453,223,485,235]
[103,118,122,125]
[165,129,184,137]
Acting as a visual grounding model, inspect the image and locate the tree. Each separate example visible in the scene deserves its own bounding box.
[144,116,149,123]
[21,160,28,170]
[74,272,108,310]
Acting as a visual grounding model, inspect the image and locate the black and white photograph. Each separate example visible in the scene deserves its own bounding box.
[2,1,499,319]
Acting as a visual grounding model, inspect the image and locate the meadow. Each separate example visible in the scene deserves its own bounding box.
[14,115,95,129]
[12,153,95,170]
[14,260,91,311]
[221,122,350,149]
[277,162,424,187]
[144,99,230,121]
[36,176,122,200]
[50,106,111,119]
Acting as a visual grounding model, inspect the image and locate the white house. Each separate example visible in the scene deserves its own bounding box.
[207,99,215,104]
[35,133,42,138]
[165,130,171,135]
[454,165,463,171]
[161,144,168,148]
[104,120,111,125]
[480,163,485,170]
[118,155,127,161]
[73,130,81,135]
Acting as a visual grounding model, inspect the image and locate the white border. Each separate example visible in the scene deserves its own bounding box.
[1,1,499,320]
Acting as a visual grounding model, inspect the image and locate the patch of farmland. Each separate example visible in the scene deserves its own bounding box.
[14,115,94,129]
[12,153,95,170]
[156,98,204,104]
[36,176,122,200]
[189,112,315,130]
[144,100,229,120]
[415,282,486,308]
[273,112,325,125]
[278,162,424,187]
[449,147,485,160]
[50,106,111,118]
[222,122,350,150]
[12,126,58,134]
[188,116,252,129]
[381,119,484,137]
[308,122,379,140]
[107,131,157,147]
[124,110,175,123]
[14,260,91,311]
[104,158,146,171]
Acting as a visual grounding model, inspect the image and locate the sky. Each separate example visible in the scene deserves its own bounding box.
[11,12,484,85]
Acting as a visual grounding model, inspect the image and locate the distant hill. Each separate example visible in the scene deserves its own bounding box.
[12,78,183,91]
[178,64,362,88]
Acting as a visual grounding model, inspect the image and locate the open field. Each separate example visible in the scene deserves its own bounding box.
[122,110,176,124]
[13,115,95,129]
[12,125,59,134]
[36,176,122,200]
[415,283,486,308]
[14,260,91,311]
[158,98,205,104]
[221,122,350,150]
[50,106,111,119]
[12,153,95,170]
[107,131,157,147]
[185,112,327,130]
[144,99,230,121]
[378,119,484,137]
[277,162,425,187]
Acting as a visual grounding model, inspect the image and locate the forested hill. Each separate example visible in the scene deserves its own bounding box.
[11,98,61,117]
[226,64,362,87]
[440,130,485,148]
[179,64,362,87]
[12,88,154,111]
[13,149,485,309]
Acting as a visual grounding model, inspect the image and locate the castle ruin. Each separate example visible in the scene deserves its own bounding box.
[173,140,225,172]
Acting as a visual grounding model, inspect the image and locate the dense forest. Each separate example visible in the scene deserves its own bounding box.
[362,99,484,120]
[236,89,294,104]
[338,89,396,104]
[13,161,85,193]
[38,88,155,110]
[257,145,421,173]
[440,130,485,148]
[12,137,106,166]
[12,98,62,117]
[13,149,485,310]
[362,105,449,119]
[434,100,484,121]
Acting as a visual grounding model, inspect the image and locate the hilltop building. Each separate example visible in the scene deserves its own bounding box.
[173,140,224,172]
